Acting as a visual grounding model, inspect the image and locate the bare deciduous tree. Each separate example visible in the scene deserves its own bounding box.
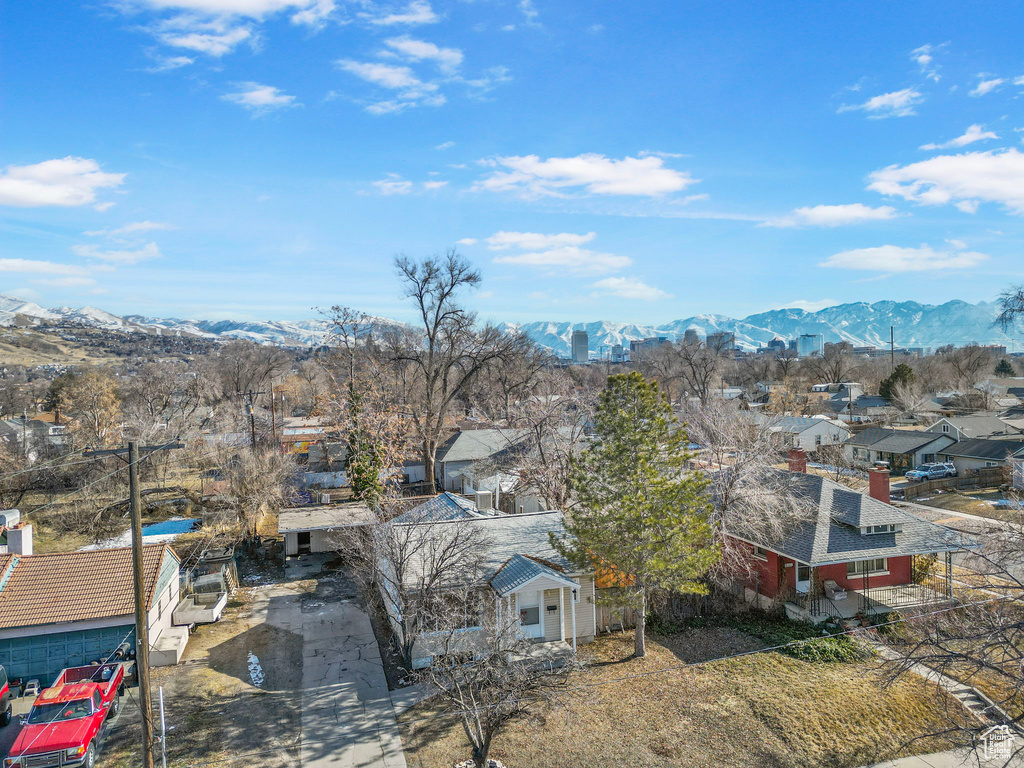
[388,251,534,486]
[224,448,296,542]
[418,604,579,768]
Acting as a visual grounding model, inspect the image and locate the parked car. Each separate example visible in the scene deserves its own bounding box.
[4,663,125,768]
[0,665,11,726]
[905,462,957,482]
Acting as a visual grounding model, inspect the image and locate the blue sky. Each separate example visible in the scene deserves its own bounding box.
[3,1,1024,326]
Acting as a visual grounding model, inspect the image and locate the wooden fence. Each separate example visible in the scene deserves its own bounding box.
[903,467,1004,500]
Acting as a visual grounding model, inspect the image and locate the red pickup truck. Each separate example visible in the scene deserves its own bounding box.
[4,663,126,768]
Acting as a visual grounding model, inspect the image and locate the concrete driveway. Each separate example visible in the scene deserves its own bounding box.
[253,560,407,768]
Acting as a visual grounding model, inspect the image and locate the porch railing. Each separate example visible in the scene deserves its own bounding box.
[791,592,843,620]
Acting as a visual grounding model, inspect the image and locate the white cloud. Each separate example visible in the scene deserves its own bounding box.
[494,247,629,274]
[133,0,334,25]
[0,259,91,276]
[819,243,987,272]
[776,299,838,313]
[970,76,1005,97]
[147,55,195,72]
[518,0,539,25]
[0,157,125,208]
[159,24,253,56]
[838,88,923,118]
[763,204,899,228]
[435,141,455,150]
[372,175,414,194]
[920,124,998,150]
[365,1,438,25]
[485,231,596,250]
[85,221,176,237]
[422,180,448,190]
[383,36,462,73]
[910,43,944,81]
[589,276,671,301]
[868,148,1024,215]
[222,82,298,113]
[71,242,163,265]
[486,231,630,275]
[337,59,445,113]
[474,153,697,198]
[455,238,477,245]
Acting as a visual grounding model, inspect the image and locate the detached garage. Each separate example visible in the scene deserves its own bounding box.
[0,543,183,686]
[279,503,375,556]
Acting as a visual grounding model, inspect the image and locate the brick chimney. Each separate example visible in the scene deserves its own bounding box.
[787,448,807,473]
[868,466,891,504]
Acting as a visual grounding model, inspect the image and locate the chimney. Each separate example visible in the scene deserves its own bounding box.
[868,466,891,504]
[7,524,32,556]
[787,448,807,473]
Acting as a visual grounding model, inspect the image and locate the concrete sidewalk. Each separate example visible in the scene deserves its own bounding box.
[868,747,1024,767]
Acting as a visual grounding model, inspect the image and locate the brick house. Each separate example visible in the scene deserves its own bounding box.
[725,451,971,621]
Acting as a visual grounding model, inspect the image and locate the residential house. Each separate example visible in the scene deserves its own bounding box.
[925,415,1024,442]
[389,492,497,524]
[279,502,376,556]
[725,453,969,622]
[0,539,184,685]
[384,510,597,669]
[937,438,1024,475]
[434,428,530,491]
[451,467,549,515]
[0,416,66,460]
[823,388,896,423]
[843,427,956,473]
[746,413,850,454]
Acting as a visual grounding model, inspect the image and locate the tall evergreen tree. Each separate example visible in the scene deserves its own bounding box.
[994,359,1015,377]
[879,363,916,402]
[552,372,719,658]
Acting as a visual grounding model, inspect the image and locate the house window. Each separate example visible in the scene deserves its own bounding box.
[866,524,899,534]
[815,434,822,446]
[985,461,998,467]
[941,424,950,433]
[752,546,769,561]
[847,558,887,576]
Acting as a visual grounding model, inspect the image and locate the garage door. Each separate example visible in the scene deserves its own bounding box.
[0,625,134,687]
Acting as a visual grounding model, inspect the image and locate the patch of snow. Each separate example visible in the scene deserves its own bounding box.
[247,652,265,688]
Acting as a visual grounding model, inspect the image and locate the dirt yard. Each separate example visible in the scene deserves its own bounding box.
[910,489,1023,522]
[400,628,965,768]
[101,566,310,768]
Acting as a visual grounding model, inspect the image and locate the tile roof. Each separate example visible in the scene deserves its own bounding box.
[722,470,969,566]
[939,438,1024,461]
[0,544,177,630]
[489,553,576,597]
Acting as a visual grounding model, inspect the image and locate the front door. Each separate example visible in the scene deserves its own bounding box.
[297,531,311,554]
[517,592,543,639]
[795,563,811,594]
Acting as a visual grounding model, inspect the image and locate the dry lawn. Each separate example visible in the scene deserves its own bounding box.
[911,489,1019,522]
[401,628,962,768]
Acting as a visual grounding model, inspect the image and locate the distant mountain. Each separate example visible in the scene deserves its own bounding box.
[0,294,1016,354]
[507,300,1018,356]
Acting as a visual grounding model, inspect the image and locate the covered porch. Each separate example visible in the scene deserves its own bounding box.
[786,552,956,623]
[492,554,582,651]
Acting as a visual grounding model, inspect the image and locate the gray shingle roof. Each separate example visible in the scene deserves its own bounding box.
[933,415,1023,439]
[489,553,575,597]
[723,470,969,566]
[939,438,1024,461]
[846,427,952,455]
[436,429,530,464]
[389,492,494,524]
[398,510,578,588]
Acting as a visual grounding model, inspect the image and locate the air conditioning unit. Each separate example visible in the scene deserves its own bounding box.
[474,491,494,510]
[0,509,20,528]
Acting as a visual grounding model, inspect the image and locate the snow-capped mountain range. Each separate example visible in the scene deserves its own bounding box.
[0,293,1018,356]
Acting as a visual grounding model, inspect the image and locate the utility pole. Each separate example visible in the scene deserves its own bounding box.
[236,391,265,451]
[84,440,183,768]
[890,326,895,374]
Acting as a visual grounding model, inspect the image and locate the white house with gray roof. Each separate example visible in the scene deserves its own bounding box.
[383,509,596,669]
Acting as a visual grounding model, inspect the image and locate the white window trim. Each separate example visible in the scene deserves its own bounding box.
[751,546,769,561]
